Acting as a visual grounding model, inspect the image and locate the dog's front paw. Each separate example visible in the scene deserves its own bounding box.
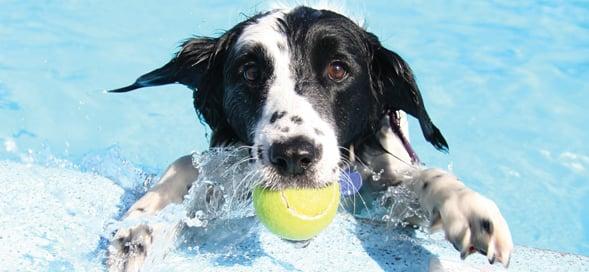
[434,190,513,266]
[107,224,153,272]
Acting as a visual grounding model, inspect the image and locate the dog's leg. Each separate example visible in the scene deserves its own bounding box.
[107,155,198,272]
[409,168,513,266]
[358,115,512,266]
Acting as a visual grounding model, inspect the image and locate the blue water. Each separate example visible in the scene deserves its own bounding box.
[0,0,588,266]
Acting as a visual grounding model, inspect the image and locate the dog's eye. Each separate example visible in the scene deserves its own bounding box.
[326,61,348,82]
[242,62,260,82]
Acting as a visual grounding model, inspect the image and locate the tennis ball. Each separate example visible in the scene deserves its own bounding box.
[253,182,340,241]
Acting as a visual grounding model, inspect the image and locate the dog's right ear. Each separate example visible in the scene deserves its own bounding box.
[108,37,219,93]
[108,35,240,146]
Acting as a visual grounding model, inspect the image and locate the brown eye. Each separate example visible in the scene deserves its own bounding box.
[243,62,260,82]
[327,61,348,82]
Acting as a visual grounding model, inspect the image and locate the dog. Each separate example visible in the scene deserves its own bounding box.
[106,5,513,271]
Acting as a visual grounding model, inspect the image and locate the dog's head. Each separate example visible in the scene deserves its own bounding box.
[110,6,447,190]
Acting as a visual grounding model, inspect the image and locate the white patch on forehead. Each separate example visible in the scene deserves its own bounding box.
[236,11,288,56]
[240,11,340,187]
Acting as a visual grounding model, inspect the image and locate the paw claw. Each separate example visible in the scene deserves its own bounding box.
[505,254,512,268]
[488,255,495,265]
[486,238,496,261]
[437,192,513,266]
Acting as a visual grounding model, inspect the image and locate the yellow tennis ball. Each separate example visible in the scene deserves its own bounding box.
[253,182,340,241]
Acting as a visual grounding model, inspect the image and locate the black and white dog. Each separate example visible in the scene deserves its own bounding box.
[107,6,512,271]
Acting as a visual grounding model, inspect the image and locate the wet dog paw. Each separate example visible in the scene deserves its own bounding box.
[107,224,153,272]
[434,191,513,267]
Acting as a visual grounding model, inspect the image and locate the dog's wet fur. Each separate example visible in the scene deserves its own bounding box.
[107,6,512,271]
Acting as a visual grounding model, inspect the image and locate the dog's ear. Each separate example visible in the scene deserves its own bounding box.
[108,37,220,93]
[367,33,449,152]
[108,36,240,145]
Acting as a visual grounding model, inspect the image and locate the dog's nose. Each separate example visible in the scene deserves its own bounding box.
[269,137,319,176]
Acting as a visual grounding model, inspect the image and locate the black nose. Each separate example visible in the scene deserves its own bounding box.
[269,137,319,176]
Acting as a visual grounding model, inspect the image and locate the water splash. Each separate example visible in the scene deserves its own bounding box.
[109,147,435,270]
[183,147,261,224]
[377,182,429,229]
[347,168,430,229]
[371,168,384,182]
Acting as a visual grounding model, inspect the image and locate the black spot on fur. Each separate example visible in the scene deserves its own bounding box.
[248,147,254,158]
[270,111,287,123]
[277,42,286,52]
[291,116,303,124]
[270,112,279,123]
[256,145,264,160]
[136,207,145,213]
[122,246,130,255]
[136,244,145,253]
[422,181,429,190]
[314,128,324,136]
[481,219,493,234]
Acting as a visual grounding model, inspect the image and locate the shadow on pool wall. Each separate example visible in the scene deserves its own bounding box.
[0,0,588,265]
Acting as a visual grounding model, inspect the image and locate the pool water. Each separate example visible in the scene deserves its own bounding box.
[1,0,588,267]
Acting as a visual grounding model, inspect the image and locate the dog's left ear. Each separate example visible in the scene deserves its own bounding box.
[367,33,449,152]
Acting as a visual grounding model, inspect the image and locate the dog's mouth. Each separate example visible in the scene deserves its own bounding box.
[388,111,421,165]
[257,169,333,190]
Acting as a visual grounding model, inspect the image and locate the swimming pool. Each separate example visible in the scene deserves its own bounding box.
[1,0,588,270]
